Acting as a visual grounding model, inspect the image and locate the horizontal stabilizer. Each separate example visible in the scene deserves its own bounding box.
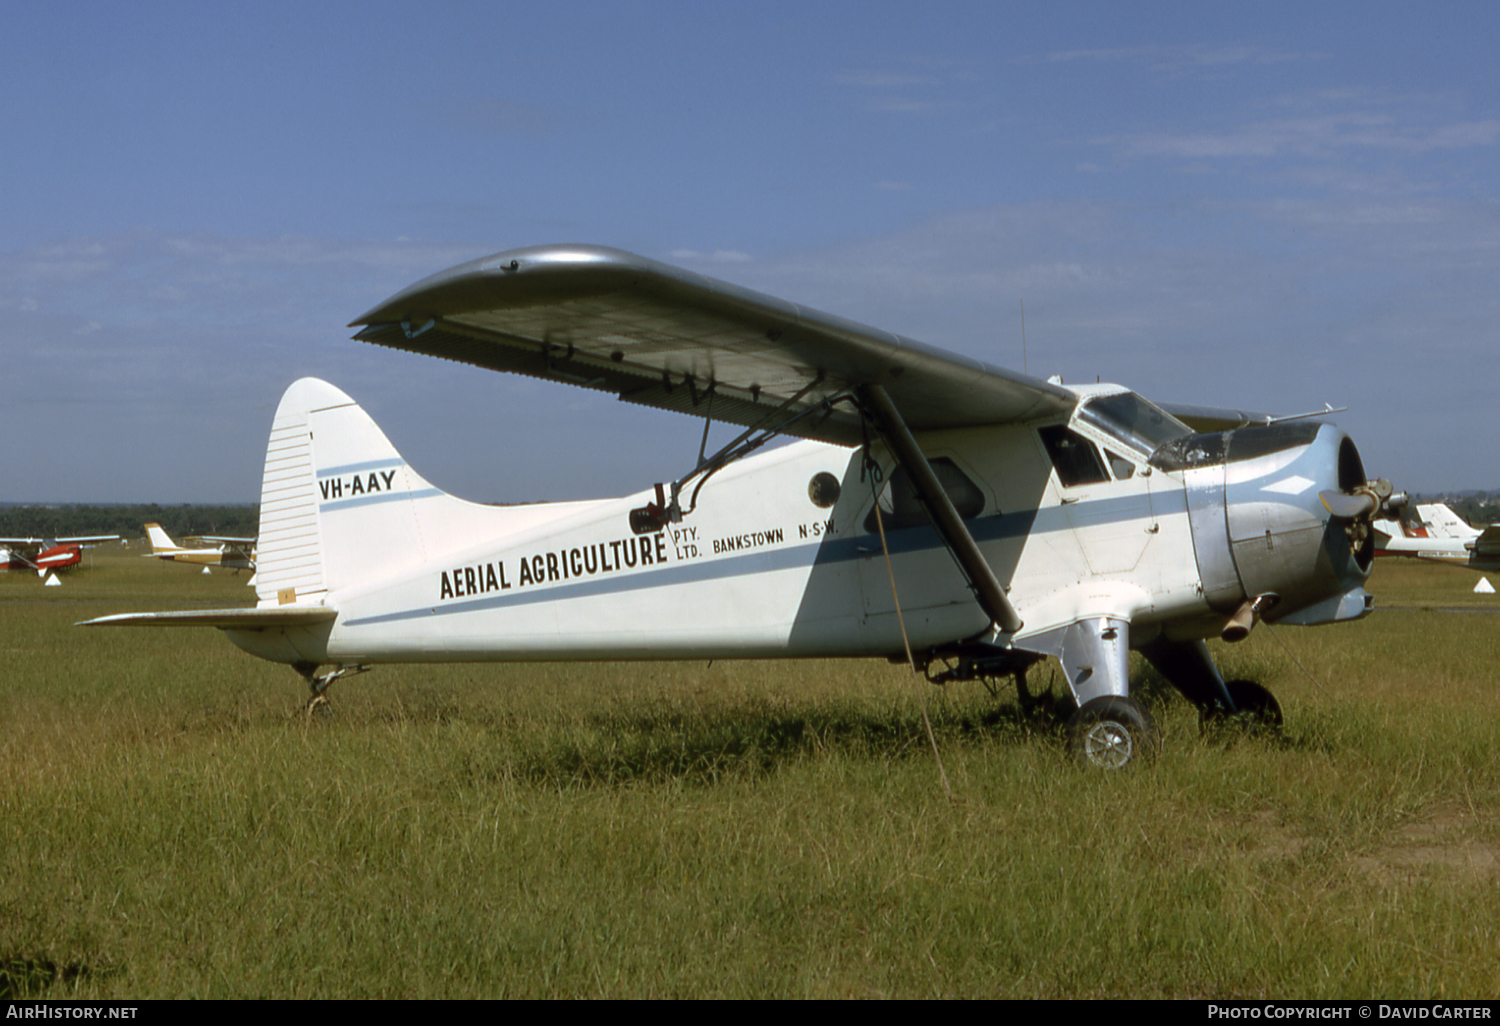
[78,607,337,629]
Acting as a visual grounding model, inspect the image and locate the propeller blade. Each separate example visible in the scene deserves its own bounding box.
[1320,490,1377,519]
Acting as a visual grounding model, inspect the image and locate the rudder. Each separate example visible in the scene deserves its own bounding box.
[255,377,602,610]
[256,378,449,606]
[143,523,178,553]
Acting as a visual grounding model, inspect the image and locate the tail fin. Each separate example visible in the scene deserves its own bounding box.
[255,378,532,607]
[143,522,178,554]
[1417,504,1482,541]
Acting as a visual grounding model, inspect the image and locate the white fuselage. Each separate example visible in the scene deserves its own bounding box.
[224,377,1366,678]
[236,420,1210,666]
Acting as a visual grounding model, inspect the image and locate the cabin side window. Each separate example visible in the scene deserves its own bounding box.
[1039,425,1109,488]
[1104,449,1136,480]
[864,457,985,533]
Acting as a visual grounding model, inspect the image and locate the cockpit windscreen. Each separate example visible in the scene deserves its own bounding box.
[1078,392,1192,457]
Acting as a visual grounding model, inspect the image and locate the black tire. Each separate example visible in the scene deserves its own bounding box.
[1201,679,1283,736]
[1066,695,1157,769]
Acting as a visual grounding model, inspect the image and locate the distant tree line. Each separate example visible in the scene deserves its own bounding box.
[0,504,259,541]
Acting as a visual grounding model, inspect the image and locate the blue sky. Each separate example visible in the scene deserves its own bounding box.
[4,1,1496,503]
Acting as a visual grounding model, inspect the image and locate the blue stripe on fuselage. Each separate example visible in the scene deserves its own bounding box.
[339,489,1184,627]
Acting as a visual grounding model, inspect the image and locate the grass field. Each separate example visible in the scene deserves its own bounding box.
[2,549,1497,998]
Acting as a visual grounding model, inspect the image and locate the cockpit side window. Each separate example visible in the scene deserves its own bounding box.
[1040,425,1109,488]
[1105,449,1136,480]
[864,457,985,533]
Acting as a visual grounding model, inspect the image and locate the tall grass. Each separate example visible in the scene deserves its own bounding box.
[2,552,1497,997]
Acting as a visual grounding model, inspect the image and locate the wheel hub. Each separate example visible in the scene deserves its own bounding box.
[1081,721,1134,769]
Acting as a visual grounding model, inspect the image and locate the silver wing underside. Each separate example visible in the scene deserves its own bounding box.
[350,245,1077,445]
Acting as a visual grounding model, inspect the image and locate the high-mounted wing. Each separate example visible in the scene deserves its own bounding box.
[0,537,116,546]
[1156,403,1274,434]
[0,538,46,569]
[350,245,1076,445]
[0,535,118,562]
[1158,402,1349,435]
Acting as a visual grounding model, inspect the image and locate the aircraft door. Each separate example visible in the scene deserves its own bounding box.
[1040,426,1156,575]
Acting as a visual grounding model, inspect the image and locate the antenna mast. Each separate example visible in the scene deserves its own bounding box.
[1020,298,1027,376]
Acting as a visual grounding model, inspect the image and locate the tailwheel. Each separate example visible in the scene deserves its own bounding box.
[1066,695,1158,769]
[1201,679,1283,737]
[293,663,371,718]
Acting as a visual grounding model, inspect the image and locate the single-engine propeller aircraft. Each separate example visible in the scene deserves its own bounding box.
[143,522,257,572]
[83,245,1406,768]
[1374,503,1500,574]
[3,534,120,576]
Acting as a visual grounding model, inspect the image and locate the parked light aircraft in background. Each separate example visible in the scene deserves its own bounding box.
[1374,503,1500,573]
[84,245,1406,768]
[143,522,256,572]
[2,534,120,576]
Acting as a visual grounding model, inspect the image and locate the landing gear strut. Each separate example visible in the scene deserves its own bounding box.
[1201,679,1283,735]
[293,662,371,716]
[1140,636,1283,734]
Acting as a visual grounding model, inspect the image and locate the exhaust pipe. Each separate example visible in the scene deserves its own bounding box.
[1223,593,1279,643]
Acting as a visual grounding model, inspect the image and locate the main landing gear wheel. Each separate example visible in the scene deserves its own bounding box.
[1202,680,1283,736]
[1066,695,1158,770]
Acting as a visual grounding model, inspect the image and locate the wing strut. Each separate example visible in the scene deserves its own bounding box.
[858,384,1024,635]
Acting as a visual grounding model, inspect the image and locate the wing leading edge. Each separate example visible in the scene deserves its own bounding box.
[350,245,1076,445]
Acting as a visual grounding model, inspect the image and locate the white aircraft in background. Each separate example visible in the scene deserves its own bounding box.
[1374,503,1500,573]
[84,245,1405,768]
[2,534,120,576]
[143,523,256,572]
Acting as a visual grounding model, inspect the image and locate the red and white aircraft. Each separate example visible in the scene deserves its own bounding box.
[1,535,120,576]
[1374,503,1500,573]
